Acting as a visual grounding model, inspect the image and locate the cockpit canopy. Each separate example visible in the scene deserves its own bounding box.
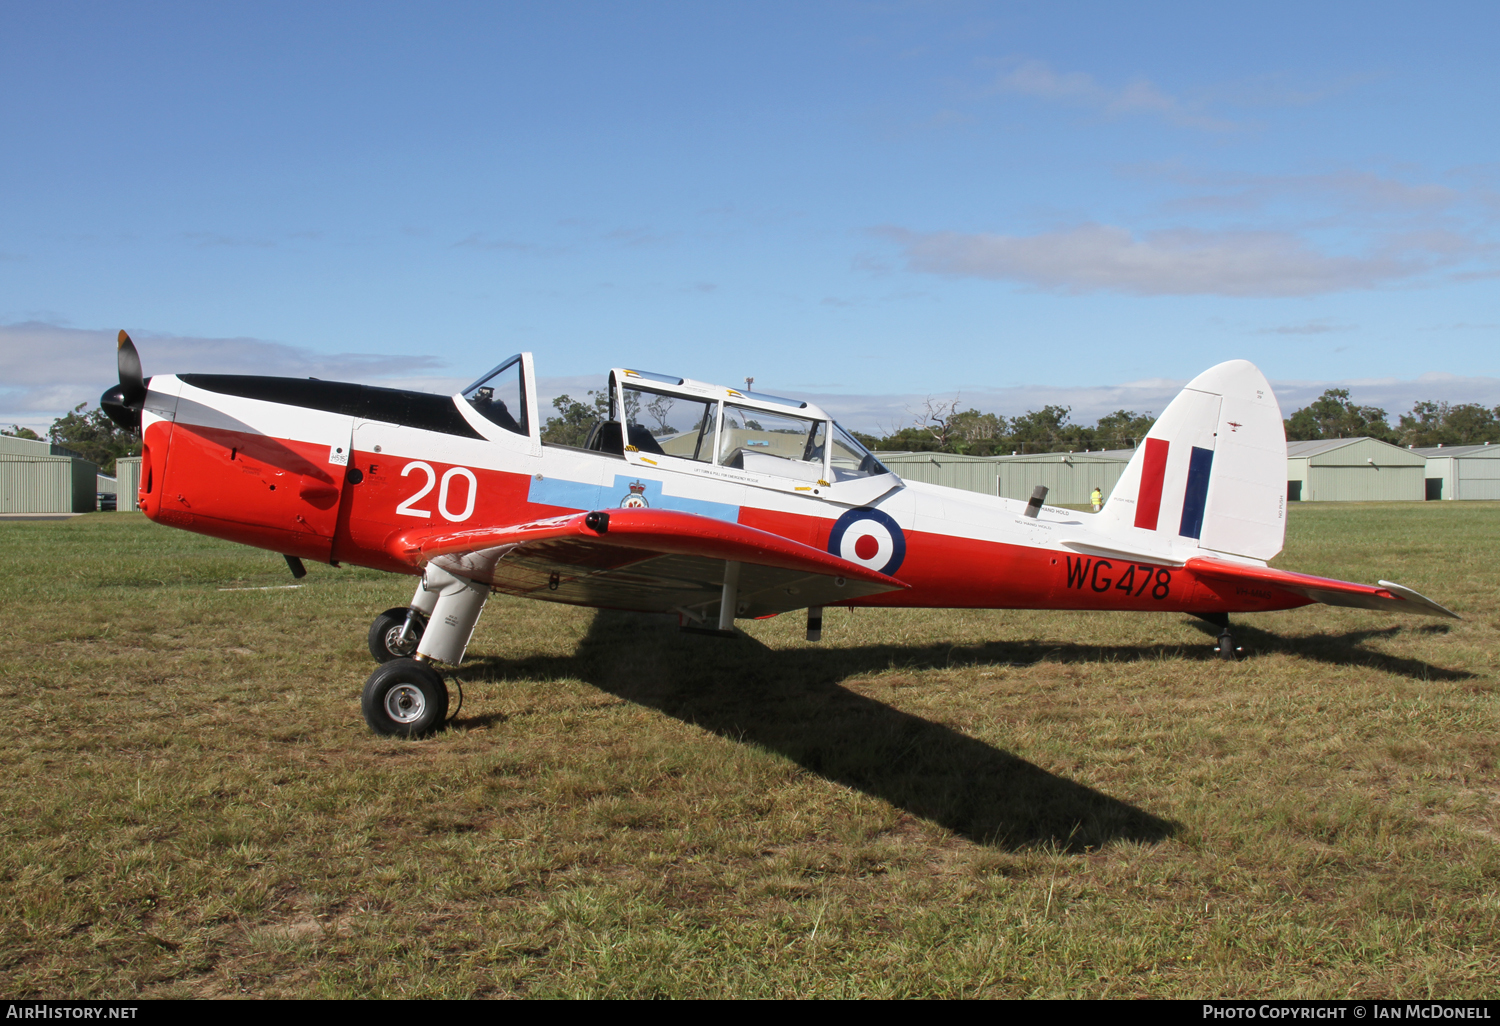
[458,356,891,487]
[607,368,888,483]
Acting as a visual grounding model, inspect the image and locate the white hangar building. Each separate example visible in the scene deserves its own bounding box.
[1284,438,1426,502]
[1413,443,1500,501]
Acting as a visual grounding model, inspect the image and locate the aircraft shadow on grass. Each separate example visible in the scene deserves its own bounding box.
[460,610,1189,852]
[457,610,1474,849]
[1183,619,1473,682]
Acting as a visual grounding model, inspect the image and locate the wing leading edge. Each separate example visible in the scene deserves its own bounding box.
[1187,557,1459,619]
[387,508,908,620]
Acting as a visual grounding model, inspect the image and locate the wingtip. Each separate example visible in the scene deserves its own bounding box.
[1377,580,1461,620]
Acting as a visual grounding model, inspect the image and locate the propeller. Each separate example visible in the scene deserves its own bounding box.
[101,329,147,431]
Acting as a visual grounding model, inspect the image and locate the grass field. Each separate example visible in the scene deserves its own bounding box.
[1,502,1497,998]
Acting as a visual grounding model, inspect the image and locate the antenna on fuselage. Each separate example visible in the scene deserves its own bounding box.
[1023,485,1049,519]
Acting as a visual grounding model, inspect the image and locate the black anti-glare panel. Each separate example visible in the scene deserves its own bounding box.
[179,375,485,439]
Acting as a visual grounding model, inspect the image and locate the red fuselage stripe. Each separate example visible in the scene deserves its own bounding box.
[1134,437,1169,531]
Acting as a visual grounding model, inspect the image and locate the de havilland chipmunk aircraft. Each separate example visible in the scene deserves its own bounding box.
[101,331,1457,737]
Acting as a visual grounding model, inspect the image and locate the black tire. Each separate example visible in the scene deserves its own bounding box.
[368,607,426,663]
[1217,633,1237,661]
[361,658,449,737]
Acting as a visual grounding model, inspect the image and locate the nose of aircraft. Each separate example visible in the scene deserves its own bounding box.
[101,329,147,430]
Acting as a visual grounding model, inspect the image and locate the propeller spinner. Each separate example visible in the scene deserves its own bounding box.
[100,330,147,430]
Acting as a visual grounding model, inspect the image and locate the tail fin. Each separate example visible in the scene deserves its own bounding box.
[1099,360,1286,563]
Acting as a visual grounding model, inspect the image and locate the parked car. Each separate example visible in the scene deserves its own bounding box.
[97,492,117,512]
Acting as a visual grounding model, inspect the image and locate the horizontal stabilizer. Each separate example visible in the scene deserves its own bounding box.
[1058,538,1168,563]
[388,508,907,619]
[1187,557,1459,619]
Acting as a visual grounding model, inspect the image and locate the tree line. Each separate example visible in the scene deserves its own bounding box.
[1282,389,1500,447]
[861,388,1500,455]
[862,399,1160,456]
[6,385,1495,476]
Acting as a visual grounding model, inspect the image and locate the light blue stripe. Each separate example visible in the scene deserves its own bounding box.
[528,476,603,510]
[526,472,740,523]
[653,493,741,522]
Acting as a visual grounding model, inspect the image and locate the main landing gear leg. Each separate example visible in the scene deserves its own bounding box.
[806,605,823,643]
[361,565,489,737]
[718,560,741,633]
[1198,612,1242,662]
[678,560,744,638]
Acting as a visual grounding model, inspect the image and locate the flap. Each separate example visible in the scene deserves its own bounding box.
[387,508,908,619]
[1187,557,1459,619]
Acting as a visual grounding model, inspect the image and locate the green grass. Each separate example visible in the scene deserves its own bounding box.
[0,502,1497,998]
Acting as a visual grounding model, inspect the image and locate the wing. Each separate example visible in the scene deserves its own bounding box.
[1186,557,1459,619]
[387,508,908,619]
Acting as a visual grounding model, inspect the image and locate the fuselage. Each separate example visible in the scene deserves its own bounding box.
[132,368,1311,619]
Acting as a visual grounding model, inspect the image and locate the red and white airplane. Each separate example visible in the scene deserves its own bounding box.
[102,331,1457,737]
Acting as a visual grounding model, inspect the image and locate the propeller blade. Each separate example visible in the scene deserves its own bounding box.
[117,329,145,404]
[102,329,147,431]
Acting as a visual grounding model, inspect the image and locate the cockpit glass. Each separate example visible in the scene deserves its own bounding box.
[462,356,528,437]
[621,385,715,462]
[830,423,887,481]
[720,404,826,482]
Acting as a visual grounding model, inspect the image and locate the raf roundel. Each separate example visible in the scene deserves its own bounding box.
[827,507,906,577]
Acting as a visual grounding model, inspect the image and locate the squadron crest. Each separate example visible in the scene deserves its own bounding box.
[619,480,650,508]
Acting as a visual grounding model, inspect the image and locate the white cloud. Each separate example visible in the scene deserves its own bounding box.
[1270,375,1500,418]
[0,322,457,428]
[6,321,1492,443]
[0,321,633,434]
[879,223,1465,297]
[1256,321,1357,336]
[1158,169,1462,216]
[996,59,1236,131]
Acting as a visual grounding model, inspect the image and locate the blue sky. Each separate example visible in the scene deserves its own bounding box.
[2,1,1497,432]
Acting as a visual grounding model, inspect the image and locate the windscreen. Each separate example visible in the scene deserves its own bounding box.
[829,423,887,481]
[462,356,528,437]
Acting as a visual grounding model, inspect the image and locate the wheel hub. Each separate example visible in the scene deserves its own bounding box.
[384,624,417,656]
[384,683,427,723]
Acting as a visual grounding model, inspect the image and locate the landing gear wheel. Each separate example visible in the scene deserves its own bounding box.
[368,607,426,663]
[361,658,449,737]
[1216,630,1240,661]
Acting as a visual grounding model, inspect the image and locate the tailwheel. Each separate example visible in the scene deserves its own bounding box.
[368,607,426,663]
[361,658,449,737]
[1216,629,1242,661]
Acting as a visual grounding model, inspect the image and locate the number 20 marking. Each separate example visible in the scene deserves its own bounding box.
[395,461,477,522]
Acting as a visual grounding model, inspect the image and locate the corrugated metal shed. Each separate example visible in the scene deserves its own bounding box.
[874,452,1003,495]
[990,449,1133,504]
[0,453,99,512]
[874,448,1135,504]
[1286,437,1424,502]
[0,435,84,459]
[1413,443,1500,500]
[114,457,142,510]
